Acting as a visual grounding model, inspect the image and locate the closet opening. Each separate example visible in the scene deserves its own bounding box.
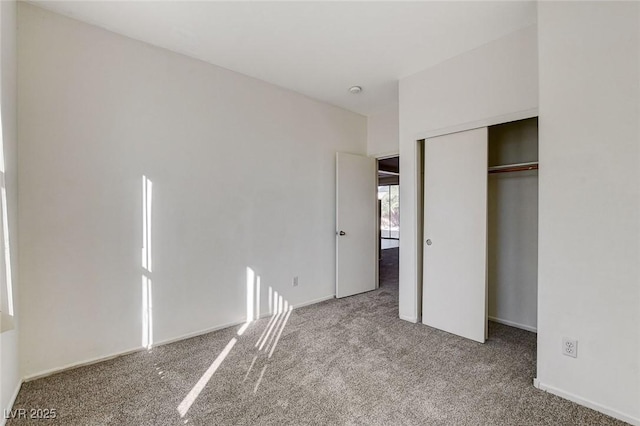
[487,117,539,336]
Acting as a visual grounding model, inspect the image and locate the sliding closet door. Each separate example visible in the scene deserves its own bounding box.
[422,127,488,343]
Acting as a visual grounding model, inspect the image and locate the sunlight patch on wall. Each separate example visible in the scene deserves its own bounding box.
[141,276,153,349]
[1,182,13,317]
[256,276,261,321]
[246,267,255,322]
[0,110,14,319]
[142,176,152,272]
[141,176,153,348]
[245,267,263,325]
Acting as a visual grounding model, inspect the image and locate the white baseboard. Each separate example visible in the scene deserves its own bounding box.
[26,315,274,382]
[399,314,418,323]
[534,379,640,425]
[23,294,337,382]
[293,294,335,309]
[1,381,23,426]
[488,316,537,333]
[23,346,145,382]
[153,318,254,348]
[156,294,335,347]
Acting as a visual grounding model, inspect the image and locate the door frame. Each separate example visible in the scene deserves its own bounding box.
[334,150,401,298]
[408,108,538,326]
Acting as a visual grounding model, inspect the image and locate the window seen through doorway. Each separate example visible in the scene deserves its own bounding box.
[378,185,399,239]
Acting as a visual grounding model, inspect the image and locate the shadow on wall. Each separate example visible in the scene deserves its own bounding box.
[141,175,153,349]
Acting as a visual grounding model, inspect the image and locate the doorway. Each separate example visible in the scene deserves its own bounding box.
[377,157,399,290]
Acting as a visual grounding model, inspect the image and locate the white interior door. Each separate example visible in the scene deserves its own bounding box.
[336,152,377,298]
[422,127,488,343]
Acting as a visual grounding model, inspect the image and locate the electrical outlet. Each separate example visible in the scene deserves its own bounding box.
[562,337,578,358]
[293,276,298,287]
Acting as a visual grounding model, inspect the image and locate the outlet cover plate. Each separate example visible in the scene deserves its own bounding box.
[562,337,578,358]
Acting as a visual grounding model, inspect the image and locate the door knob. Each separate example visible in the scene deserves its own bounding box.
[338,231,346,236]
[426,239,432,246]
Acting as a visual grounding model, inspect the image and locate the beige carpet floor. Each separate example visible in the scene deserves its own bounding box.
[8,248,625,425]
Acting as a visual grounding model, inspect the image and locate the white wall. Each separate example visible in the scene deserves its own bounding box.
[398,25,538,322]
[0,0,21,420]
[487,119,538,332]
[18,3,366,378]
[367,103,398,157]
[536,2,640,423]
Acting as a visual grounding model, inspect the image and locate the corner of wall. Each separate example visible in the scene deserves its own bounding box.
[0,0,22,419]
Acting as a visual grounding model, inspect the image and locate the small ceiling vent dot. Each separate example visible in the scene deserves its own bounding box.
[349,86,363,94]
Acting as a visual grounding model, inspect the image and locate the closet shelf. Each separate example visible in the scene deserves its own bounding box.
[488,161,538,174]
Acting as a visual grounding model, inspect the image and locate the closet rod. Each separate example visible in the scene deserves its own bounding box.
[488,161,538,174]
